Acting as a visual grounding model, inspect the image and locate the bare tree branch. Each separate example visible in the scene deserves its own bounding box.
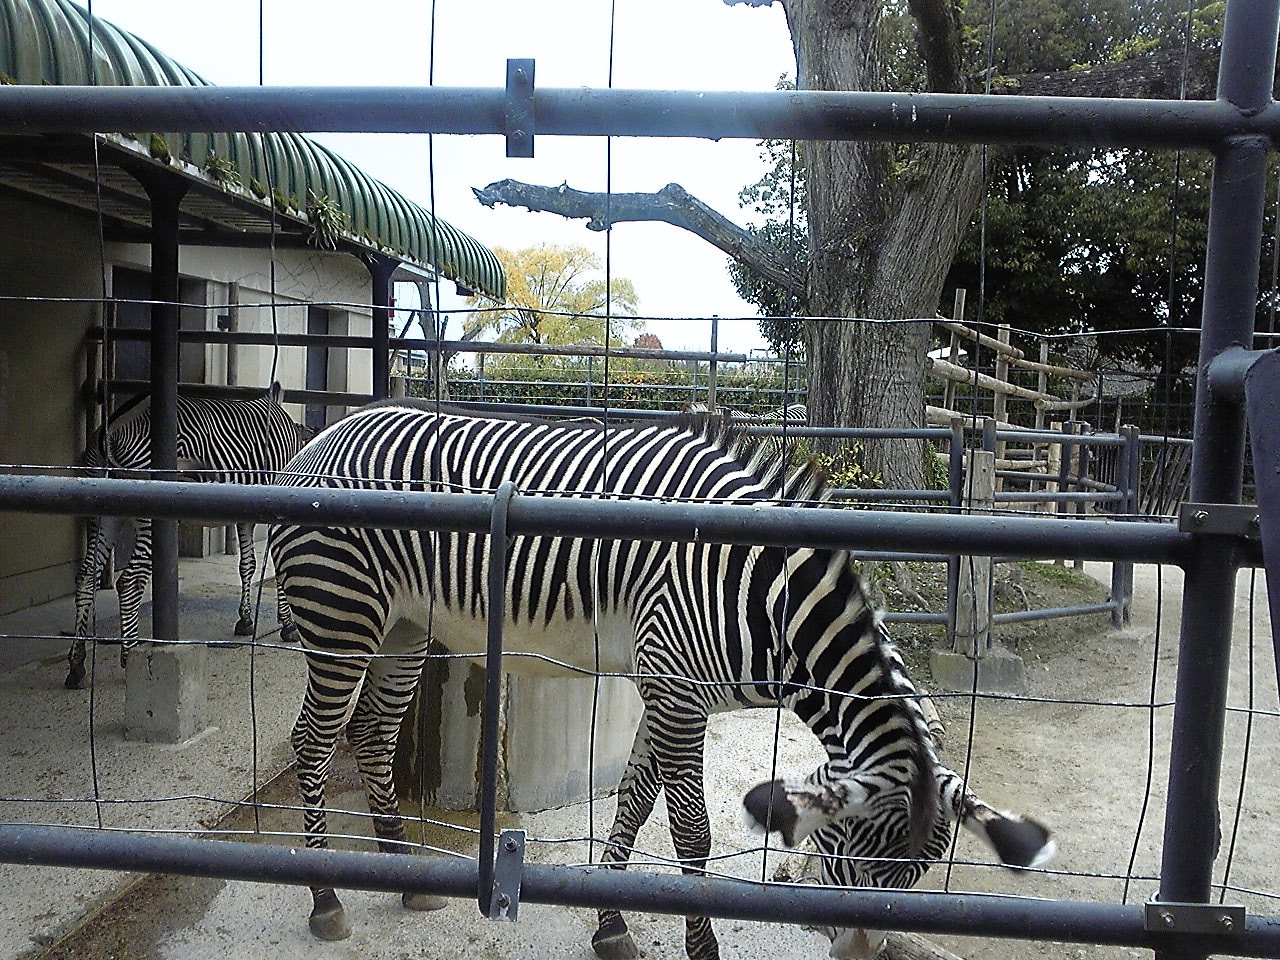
[1002,47,1220,100]
[473,179,807,299]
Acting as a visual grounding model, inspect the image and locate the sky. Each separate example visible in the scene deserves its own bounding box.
[85,0,798,355]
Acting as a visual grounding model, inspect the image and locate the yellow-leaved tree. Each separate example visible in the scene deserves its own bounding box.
[465,244,641,371]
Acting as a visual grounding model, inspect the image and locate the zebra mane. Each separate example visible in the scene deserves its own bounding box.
[673,410,830,504]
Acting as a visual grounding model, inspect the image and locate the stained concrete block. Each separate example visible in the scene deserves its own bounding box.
[124,642,209,743]
[505,675,643,812]
[930,646,1025,694]
[398,658,643,813]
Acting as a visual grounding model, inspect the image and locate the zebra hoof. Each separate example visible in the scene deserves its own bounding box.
[64,666,86,690]
[592,916,639,960]
[234,617,254,636]
[308,891,351,941]
[402,890,449,911]
[280,623,301,644]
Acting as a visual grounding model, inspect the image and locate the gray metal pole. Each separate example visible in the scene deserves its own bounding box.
[1155,2,1280,954]
[139,172,188,643]
[708,316,719,411]
[368,255,397,401]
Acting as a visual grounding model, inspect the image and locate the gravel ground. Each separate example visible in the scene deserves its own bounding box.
[9,559,1278,960]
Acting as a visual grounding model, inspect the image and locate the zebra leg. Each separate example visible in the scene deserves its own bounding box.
[650,703,720,960]
[345,621,446,912]
[277,588,300,644]
[114,518,152,669]
[233,522,256,636]
[593,710,662,960]
[67,516,112,689]
[292,645,371,942]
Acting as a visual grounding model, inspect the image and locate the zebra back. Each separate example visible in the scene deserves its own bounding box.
[83,385,305,483]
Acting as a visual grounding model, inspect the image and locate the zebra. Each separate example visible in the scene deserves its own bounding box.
[267,400,1053,959]
[66,383,306,689]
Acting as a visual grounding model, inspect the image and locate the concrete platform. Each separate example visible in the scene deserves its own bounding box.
[0,553,306,958]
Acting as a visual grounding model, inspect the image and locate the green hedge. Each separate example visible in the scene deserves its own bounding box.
[410,366,805,414]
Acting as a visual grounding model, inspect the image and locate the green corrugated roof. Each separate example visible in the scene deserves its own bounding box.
[0,0,506,300]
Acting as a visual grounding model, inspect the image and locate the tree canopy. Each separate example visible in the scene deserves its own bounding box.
[473,0,1249,487]
[465,244,641,370]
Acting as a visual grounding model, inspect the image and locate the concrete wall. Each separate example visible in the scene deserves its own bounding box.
[0,195,101,613]
[0,204,378,615]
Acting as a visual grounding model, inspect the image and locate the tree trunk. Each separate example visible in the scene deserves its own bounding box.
[787,1,982,489]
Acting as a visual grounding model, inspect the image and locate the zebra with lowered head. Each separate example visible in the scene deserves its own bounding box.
[268,400,1053,960]
[66,383,306,689]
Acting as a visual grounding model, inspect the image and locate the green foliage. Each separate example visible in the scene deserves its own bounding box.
[792,439,884,490]
[944,146,1227,373]
[728,78,808,356]
[147,133,171,164]
[435,365,795,414]
[202,153,240,188]
[924,442,950,490]
[306,189,347,250]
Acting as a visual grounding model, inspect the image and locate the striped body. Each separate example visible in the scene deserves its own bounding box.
[66,385,305,689]
[269,400,1051,958]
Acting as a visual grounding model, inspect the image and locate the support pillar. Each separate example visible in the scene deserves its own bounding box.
[367,254,397,400]
[1155,2,1278,954]
[140,172,188,645]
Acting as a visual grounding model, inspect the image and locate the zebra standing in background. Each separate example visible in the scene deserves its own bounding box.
[66,383,306,689]
[269,400,1053,960]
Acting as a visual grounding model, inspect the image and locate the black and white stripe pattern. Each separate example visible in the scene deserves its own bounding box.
[66,383,306,689]
[268,400,1051,958]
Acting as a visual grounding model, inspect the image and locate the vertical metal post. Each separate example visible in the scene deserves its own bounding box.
[141,173,187,643]
[368,255,397,401]
[708,315,719,411]
[981,417,997,454]
[480,482,518,915]
[946,417,965,643]
[1073,424,1090,569]
[1156,2,1279,953]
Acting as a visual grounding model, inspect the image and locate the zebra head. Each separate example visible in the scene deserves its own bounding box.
[743,765,1054,958]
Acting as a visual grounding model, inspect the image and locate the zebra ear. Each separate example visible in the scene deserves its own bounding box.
[742,778,871,848]
[961,802,1056,869]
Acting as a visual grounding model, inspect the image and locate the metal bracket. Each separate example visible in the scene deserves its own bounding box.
[1178,502,1260,537]
[486,829,526,921]
[505,59,535,158]
[1144,900,1245,934]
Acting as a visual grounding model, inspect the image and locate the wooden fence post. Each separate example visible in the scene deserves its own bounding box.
[931,449,1026,693]
[955,450,994,657]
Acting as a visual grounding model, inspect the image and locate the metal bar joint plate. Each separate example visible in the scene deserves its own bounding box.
[1177,502,1260,537]
[1144,900,1244,934]
[487,829,526,921]
[505,59,535,158]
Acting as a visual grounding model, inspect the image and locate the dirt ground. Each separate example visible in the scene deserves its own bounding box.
[27,560,1280,960]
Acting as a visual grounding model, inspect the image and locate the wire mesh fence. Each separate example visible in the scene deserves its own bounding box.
[1,0,1279,957]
